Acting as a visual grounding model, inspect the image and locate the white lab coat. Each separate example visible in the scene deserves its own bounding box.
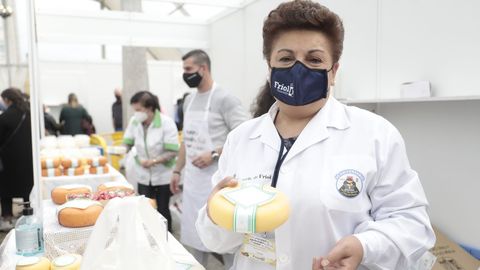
[123,111,179,186]
[196,97,435,270]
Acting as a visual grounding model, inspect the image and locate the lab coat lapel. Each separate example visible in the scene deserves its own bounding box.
[283,97,350,164]
[249,104,281,153]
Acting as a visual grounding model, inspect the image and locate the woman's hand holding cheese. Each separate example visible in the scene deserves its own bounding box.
[312,236,363,270]
[206,177,238,221]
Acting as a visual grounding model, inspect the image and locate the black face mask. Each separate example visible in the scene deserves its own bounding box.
[183,72,203,88]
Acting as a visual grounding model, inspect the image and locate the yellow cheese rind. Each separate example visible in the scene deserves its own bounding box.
[16,257,50,270]
[209,184,290,233]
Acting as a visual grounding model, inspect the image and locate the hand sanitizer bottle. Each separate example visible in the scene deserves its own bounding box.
[15,202,44,256]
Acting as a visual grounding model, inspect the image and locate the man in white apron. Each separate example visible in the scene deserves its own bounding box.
[170,50,248,268]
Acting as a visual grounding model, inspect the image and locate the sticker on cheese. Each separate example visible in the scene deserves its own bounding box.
[209,182,290,233]
[97,181,134,193]
[41,158,60,169]
[51,254,82,270]
[61,158,83,169]
[87,156,108,167]
[51,184,92,205]
[57,200,103,228]
[63,166,85,176]
[41,168,62,177]
[89,165,109,175]
[16,257,50,270]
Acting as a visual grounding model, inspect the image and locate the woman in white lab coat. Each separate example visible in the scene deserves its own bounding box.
[195,1,435,269]
[123,91,179,231]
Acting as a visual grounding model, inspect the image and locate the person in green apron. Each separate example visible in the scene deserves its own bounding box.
[123,91,179,231]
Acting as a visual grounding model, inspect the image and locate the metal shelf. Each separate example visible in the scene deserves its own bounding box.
[338,95,480,105]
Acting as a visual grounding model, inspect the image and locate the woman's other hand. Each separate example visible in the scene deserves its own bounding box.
[312,235,363,270]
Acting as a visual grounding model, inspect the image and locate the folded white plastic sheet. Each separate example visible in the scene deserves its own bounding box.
[81,196,174,270]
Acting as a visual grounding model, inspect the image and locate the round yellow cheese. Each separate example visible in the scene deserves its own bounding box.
[209,183,290,233]
[16,257,50,270]
[51,254,82,270]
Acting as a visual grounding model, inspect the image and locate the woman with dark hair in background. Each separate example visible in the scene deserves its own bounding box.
[0,88,33,231]
[123,91,179,231]
[59,93,93,135]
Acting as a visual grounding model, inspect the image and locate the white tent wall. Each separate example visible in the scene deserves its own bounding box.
[209,0,480,249]
[39,60,189,135]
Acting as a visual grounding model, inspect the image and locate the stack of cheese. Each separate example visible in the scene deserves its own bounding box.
[51,184,102,228]
[52,182,133,228]
[40,157,86,177]
[61,158,86,176]
[52,181,158,228]
[209,182,290,233]
[87,156,109,175]
[41,158,62,177]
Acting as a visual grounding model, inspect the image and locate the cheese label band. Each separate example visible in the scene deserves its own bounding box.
[46,159,54,168]
[46,169,56,177]
[57,200,101,213]
[16,257,40,266]
[65,168,78,176]
[222,183,276,233]
[60,184,92,191]
[53,255,77,267]
[71,159,79,168]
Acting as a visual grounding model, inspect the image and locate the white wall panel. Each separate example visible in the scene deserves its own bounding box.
[378,0,480,98]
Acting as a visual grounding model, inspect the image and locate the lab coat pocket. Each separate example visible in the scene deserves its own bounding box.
[321,155,377,213]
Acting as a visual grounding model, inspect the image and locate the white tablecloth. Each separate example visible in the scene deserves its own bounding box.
[40,165,126,200]
[0,200,204,270]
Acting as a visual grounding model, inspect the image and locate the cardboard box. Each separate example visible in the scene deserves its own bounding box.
[400,80,431,98]
[430,227,480,270]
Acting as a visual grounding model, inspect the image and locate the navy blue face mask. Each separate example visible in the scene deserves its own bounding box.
[270,61,332,106]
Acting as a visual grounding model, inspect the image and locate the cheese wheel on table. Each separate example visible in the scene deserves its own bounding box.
[57,200,103,228]
[16,257,50,270]
[63,166,85,176]
[97,181,134,193]
[41,158,61,169]
[208,182,290,233]
[86,156,108,167]
[61,158,83,169]
[89,165,109,175]
[41,168,62,177]
[51,184,92,205]
[51,254,82,270]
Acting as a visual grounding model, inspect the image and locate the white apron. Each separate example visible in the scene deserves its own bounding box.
[181,86,218,251]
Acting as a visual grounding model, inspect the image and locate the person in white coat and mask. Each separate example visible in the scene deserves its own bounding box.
[123,91,179,232]
[170,50,249,268]
[195,1,436,269]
